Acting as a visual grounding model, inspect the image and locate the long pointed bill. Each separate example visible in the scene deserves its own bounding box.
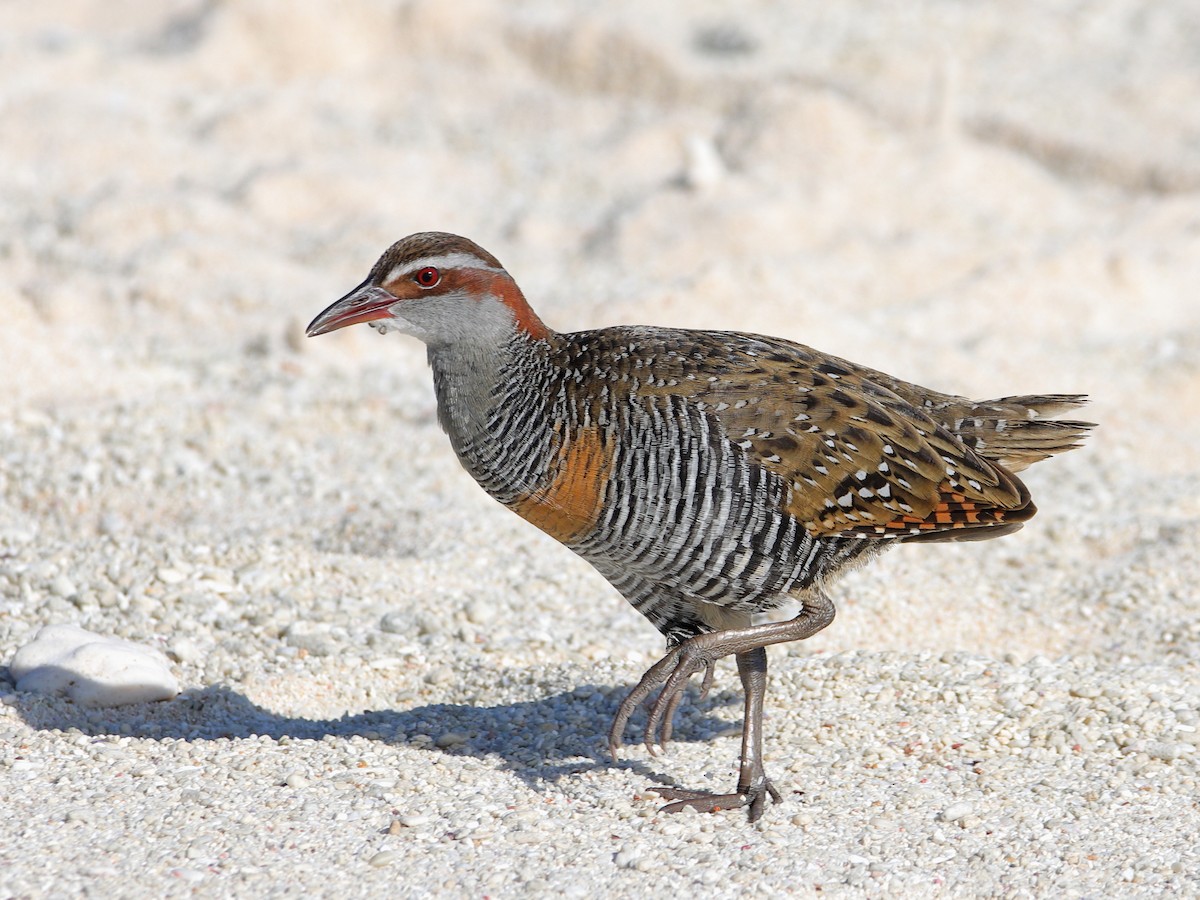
[306,282,400,337]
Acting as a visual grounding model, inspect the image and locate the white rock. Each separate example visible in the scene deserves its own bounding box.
[464,598,495,625]
[682,135,725,191]
[50,575,77,598]
[614,846,642,869]
[167,637,205,664]
[941,801,975,823]
[10,624,180,707]
[156,567,189,585]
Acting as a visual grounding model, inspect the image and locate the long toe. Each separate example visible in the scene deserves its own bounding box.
[609,648,684,757]
[642,644,721,752]
[651,779,782,823]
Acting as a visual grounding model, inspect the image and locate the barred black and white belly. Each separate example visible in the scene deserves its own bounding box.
[571,389,879,641]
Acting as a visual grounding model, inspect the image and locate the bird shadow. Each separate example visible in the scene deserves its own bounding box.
[5,672,743,798]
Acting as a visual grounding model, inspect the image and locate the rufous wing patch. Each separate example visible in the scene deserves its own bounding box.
[509,426,612,545]
[844,482,1036,538]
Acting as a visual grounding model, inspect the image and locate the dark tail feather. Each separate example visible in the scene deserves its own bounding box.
[949,394,1096,472]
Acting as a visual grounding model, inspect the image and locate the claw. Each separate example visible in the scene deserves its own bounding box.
[696,658,715,700]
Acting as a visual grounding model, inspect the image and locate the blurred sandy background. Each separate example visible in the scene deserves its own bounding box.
[2,2,1200,896]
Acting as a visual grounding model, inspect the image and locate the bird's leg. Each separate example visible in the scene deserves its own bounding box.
[653,647,782,821]
[609,590,835,821]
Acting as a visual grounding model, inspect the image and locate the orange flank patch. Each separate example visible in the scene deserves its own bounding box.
[510,426,613,544]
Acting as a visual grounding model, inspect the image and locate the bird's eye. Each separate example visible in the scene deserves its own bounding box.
[415,267,440,288]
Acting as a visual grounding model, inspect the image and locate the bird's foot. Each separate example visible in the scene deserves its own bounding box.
[651,777,782,823]
[607,641,717,759]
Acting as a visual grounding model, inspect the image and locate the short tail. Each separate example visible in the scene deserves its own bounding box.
[947,394,1095,472]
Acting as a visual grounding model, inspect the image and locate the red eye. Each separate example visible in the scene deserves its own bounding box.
[415,266,440,287]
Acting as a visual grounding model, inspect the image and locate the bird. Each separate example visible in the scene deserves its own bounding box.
[306,232,1094,822]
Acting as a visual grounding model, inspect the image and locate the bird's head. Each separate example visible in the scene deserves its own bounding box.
[306,232,550,346]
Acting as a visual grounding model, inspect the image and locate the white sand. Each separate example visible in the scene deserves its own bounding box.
[2,1,1199,896]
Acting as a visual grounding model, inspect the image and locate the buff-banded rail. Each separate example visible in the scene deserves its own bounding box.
[307,232,1093,822]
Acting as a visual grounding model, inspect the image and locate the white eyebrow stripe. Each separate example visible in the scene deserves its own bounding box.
[384,253,503,284]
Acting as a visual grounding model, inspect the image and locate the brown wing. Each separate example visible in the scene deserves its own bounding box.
[821,359,1095,473]
[685,334,1034,542]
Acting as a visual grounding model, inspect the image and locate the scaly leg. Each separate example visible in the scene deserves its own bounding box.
[608,590,835,821]
[653,647,782,820]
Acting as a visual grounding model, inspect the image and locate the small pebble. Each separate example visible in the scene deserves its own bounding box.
[614,847,641,869]
[464,599,495,625]
[156,567,189,585]
[379,612,410,634]
[50,575,77,598]
[941,802,975,823]
[168,637,205,664]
